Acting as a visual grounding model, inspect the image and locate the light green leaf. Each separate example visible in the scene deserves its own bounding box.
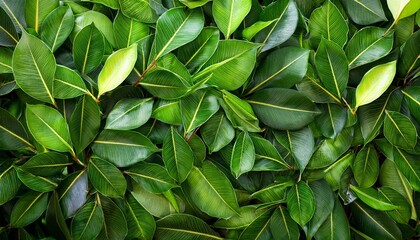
[249,88,320,130]
[346,27,394,69]
[152,100,182,125]
[230,132,255,178]
[92,129,159,168]
[125,193,156,240]
[350,185,398,211]
[180,0,210,8]
[105,98,153,130]
[125,162,177,194]
[246,46,310,95]
[355,61,397,110]
[71,201,103,240]
[82,0,119,9]
[250,180,294,203]
[201,111,235,153]
[213,0,251,39]
[153,7,204,59]
[156,214,222,240]
[162,126,194,183]
[242,20,275,41]
[384,110,417,150]
[119,0,158,23]
[24,0,58,33]
[197,40,259,90]
[113,11,149,49]
[287,181,315,226]
[87,158,126,198]
[10,192,48,228]
[53,65,89,99]
[0,6,18,46]
[73,23,105,75]
[342,0,387,25]
[0,108,32,150]
[70,95,101,154]
[182,161,240,218]
[255,0,299,52]
[353,144,379,188]
[0,163,21,205]
[40,6,74,52]
[387,0,420,21]
[13,31,56,105]
[181,89,219,136]
[315,38,348,99]
[97,44,138,98]
[213,205,265,230]
[26,104,73,154]
[324,152,354,190]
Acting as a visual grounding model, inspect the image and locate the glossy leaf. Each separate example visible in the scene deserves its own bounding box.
[379,187,411,224]
[58,171,88,218]
[15,167,58,192]
[353,144,379,188]
[314,199,350,240]
[71,201,103,240]
[230,132,255,178]
[73,23,104,75]
[350,185,398,211]
[398,30,420,77]
[0,47,13,73]
[24,0,58,33]
[92,129,159,167]
[119,0,158,23]
[13,31,56,105]
[393,147,420,191]
[0,163,20,205]
[97,195,128,240]
[97,44,138,98]
[287,181,315,226]
[270,206,299,240]
[251,134,290,171]
[213,205,264,230]
[87,158,126,197]
[387,0,420,22]
[45,192,72,240]
[402,86,420,123]
[162,126,194,183]
[213,0,251,39]
[26,104,73,153]
[125,193,156,240]
[201,111,235,153]
[384,110,417,150]
[40,6,74,52]
[53,65,89,99]
[0,6,18,46]
[238,209,273,240]
[354,61,397,109]
[0,0,26,31]
[182,161,240,218]
[105,98,153,130]
[249,88,320,130]
[113,11,149,49]
[0,108,32,150]
[342,0,387,25]
[152,100,182,125]
[10,192,48,228]
[141,69,190,100]
[72,10,115,47]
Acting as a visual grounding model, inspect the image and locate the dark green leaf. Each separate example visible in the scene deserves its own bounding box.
[315,103,347,139]
[45,192,72,240]
[270,206,299,240]
[10,192,48,228]
[24,0,58,33]
[97,195,128,240]
[125,193,156,240]
[71,201,103,240]
[384,110,417,150]
[73,23,104,75]
[230,131,255,178]
[353,144,379,188]
[57,171,88,218]
[87,158,126,197]
[40,6,74,52]
[105,98,153,130]
[113,11,149,49]
[398,30,420,77]
[0,108,32,150]
[0,6,18,46]
[287,181,315,226]
[0,163,20,205]
[314,199,350,240]
[201,111,235,153]
[393,147,420,192]
[15,167,58,192]
[53,65,90,99]
[341,0,387,25]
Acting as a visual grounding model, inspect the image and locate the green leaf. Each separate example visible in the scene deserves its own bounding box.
[53,65,89,99]
[40,6,74,52]
[72,10,115,47]
[97,44,138,98]
[287,181,315,226]
[71,201,103,240]
[105,98,153,130]
[152,100,182,125]
[24,0,59,33]
[45,192,72,240]
[15,166,58,192]
[162,126,194,183]
[246,46,310,95]
[387,0,420,21]
[156,214,222,240]
[0,47,13,73]
[238,208,273,240]
[250,180,294,203]
[342,0,387,25]
[350,201,402,239]
[315,38,348,99]
[178,27,220,71]
[402,86,420,123]
[315,103,347,139]
[309,0,349,47]
[126,162,177,194]
[379,187,411,224]
[21,152,69,177]
[197,40,259,90]
[384,110,417,150]
[0,163,20,205]
[398,30,420,77]
[0,108,32,150]
[87,158,126,198]
[255,0,299,52]
[350,185,398,211]
[0,6,18,46]
[230,131,255,178]
[125,193,156,240]
[213,205,264,229]
[182,161,240,218]
[73,23,105,75]
[141,69,191,100]
[10,192,48,228]
[0,0,26,31]
[180,0,210,8]
[26,104,73,154]
[355,61,397,110]
[353,144,379,188]
[270,206,299,240]
[249,88,320,130]
[201,111,235,153]
[113,11,149,49]
[346,27,394,69]
[251,134,290,171]
[83,0,119,9]
[69,95,101,154]
[57,171,88,218]
[153,7,204,59]
[97,195,128,240]
[242,20,275,41]
[324,152,354,190]
[92,129,159,167]
[119,0,158,23]
[314,199,350,240]
[213,0,251,39]
[181,89,219,135]
[13,31,56,105]
[393,147,420,192]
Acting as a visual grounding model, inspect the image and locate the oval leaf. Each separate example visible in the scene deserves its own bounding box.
[213,0,251,39]
[87,158,126,198]
[287,181,315,226]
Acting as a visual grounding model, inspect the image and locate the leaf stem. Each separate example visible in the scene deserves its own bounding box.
[132,58,157,86]
[342,97,356,115]
[382,20,397,38]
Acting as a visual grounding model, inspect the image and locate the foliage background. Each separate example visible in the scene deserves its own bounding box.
[0,0,419,239]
